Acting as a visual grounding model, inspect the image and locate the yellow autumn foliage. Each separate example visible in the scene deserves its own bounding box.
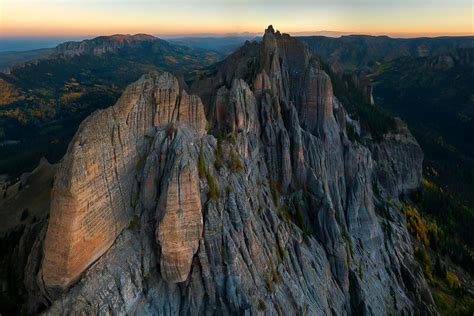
[0,79,21,105]
[422,178,439,192]
[445,271,461,290]
[60,91,84,103]
[404,204,430,247]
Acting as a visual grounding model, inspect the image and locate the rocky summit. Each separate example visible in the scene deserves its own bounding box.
[18,26,435,314]
[52,34,159,57]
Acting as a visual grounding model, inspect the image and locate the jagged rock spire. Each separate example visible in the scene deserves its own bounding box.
[265,24,275,34]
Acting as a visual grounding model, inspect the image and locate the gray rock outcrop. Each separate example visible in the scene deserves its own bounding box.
[23,26,435,315]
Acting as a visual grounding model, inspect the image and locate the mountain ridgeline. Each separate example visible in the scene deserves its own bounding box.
[298,34,474,73]
[0,26,439,314]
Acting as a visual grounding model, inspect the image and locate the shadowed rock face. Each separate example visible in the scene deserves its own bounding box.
[29,26,435,315]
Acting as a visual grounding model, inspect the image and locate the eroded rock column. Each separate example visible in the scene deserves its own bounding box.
[156,159,203,283]
[41,72,207,290]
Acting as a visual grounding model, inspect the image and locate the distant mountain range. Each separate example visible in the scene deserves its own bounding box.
[4,34,473,73]
[0,35,253,73]
[167,36,256,55]
[299,35,474,73]
[0,34,230,72]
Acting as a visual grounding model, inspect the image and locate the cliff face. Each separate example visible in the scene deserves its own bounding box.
[41,72,207,290]
[24,26,435,315]
[52,34,158,57]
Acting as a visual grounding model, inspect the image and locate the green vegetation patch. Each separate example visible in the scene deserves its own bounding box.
[206,172,220,201]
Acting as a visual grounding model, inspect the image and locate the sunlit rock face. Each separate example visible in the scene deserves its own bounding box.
[150,128,203,283]
[31,26,435,315]
[41,72,207,290]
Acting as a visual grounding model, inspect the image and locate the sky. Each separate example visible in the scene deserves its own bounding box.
[0,0,473,38]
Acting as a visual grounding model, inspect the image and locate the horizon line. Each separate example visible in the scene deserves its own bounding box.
[2,29,473,40]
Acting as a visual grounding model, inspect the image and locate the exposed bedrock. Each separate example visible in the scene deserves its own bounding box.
[41,72,207,291]
[28,26,436,315]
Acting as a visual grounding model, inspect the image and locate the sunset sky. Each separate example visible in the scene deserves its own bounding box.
[1,0,473,38]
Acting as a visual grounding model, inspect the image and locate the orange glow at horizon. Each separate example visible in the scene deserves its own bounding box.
[1,0,473,38]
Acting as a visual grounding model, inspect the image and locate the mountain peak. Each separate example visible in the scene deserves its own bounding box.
[265,24,275,34]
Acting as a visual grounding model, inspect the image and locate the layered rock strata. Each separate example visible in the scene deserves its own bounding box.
[41,72,206,290]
